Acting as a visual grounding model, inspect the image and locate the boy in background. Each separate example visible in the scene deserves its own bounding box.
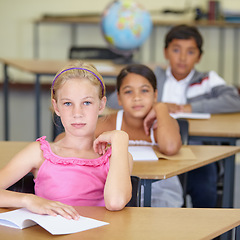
[107,24,240,208]
[154,24,240,114]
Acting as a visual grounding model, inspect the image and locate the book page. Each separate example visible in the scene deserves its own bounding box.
[153,146,196,161]
[170,112,211,119]
[0,208,109,235]
[128,146,158,161]
[128,145,196,161]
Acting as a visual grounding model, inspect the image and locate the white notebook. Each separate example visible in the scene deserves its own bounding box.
[128,146,158,161]
[170,112,211,119]
[0,208,108,235]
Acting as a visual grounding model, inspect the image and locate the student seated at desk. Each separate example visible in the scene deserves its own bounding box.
[96,64,183,207]
[107,24,240,208]
[0,61,133,219]
[55,64,183,207]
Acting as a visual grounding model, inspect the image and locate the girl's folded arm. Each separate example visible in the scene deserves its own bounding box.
[105,131,132,211]
[155,103,182,155]
[94,130,133,211]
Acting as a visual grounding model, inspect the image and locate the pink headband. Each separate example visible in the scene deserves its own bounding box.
[52,67,104,96]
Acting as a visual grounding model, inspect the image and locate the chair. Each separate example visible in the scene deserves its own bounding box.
[176,119,189,207]
[8,174,141,208]
[7,173,35,194]
[177,118,189,145]
[69,46,130,62]
[53,113,64,141]
[126,176,141,207]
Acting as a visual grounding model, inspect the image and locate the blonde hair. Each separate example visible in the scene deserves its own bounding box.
[51,61,106,104]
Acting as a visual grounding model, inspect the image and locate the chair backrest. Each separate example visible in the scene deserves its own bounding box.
[7,173,35,194]
[177,119,189,145]
[176,118,189,207]
[69,46,129,61]
[126,175,141,207]
[53,113,64,140]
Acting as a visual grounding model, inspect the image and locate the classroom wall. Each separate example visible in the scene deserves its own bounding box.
[0,0,240,141]
[0,0,240,84]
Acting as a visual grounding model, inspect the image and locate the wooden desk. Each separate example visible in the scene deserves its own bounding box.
[1,141,239,209]
[0,58,125,140]
[132,145,240,208]
[187,113,240,210]
[189,113,240,144]
[132,145,240,179]
[1,206,240,240]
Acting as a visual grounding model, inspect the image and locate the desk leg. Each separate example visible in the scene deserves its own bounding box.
[142,179,152,207]
[71,24,77,46]
[222,155,235,208]
[3,64,9,140]
[150,26,157,62]
[233,28,239,87]
[35,74,41,138]
[33,22,39,58]
[218,27,224,77]
[235,226,240,240]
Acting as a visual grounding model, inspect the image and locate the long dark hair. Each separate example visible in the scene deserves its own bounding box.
[117,64,157,92]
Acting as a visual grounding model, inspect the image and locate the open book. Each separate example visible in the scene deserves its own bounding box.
[128,145,196,161]
[128,146,159,161]
[0,208,108,235]
[170,112,211,119]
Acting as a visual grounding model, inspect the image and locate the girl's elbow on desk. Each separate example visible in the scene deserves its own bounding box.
[104,185,132,211]
[105,194,131,211]
[158,140,182,156]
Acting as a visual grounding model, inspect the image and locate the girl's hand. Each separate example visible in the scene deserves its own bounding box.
[23,194,80,220]
[143,107,156,136]
[94,130,129,155]
[179,104,192,113]
[165,103,182,113]
[93,131,114,155]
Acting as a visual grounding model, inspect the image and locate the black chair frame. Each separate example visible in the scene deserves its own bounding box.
[126,176,141,207]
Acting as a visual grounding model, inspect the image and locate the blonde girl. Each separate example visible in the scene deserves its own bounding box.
[0,61,133,219]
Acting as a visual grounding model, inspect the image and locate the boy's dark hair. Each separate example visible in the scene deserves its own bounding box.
[116,64,157,92]
[165,24,203,55]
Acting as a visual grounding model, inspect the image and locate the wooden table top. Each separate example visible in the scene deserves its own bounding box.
[1,141,239,180]
[0,206,240,240]
[35,16,240,28]
[0,58,126,78]
[188,112,240,138]
[97,109,240,139]
[132,145,240,179]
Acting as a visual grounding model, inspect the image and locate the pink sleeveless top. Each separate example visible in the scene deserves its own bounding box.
[34,136,111,206]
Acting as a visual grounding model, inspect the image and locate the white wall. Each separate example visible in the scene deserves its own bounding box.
[0,0,240,85]
[0,0,207,59]
[0,0,240,141]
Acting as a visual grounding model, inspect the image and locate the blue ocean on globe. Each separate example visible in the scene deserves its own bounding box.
[101,0,153,51]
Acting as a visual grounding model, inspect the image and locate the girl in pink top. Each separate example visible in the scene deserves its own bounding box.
[0,61,133,220]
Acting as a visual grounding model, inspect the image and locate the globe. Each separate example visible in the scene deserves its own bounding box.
[101,0,153,58]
